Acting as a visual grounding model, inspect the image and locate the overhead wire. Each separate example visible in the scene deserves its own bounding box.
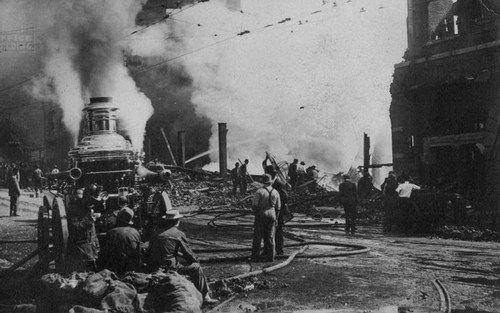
[1,0,394,92]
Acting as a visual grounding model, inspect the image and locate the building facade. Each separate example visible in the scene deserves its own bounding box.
[390,0,500,217]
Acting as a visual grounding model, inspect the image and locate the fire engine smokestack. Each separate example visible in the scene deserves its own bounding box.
[68,97,133,163]
[178,131,186,167]
[218,123,228,180]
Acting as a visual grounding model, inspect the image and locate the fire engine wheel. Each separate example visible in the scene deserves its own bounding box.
[37,195,69,271]
[51,197,69,271]
[37,205,51,268]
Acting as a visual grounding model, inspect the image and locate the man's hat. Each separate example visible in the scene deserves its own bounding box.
[262,174,274,185]
[117,207,134,226]
[162,210,183,220]
[84,184,100,200]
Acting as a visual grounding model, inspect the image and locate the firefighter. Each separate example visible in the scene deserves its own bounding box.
[66,184,101,273]
[231,162,240,196]
[239,159,249,194]
[339,174,357,234]
[251,174,281,262]
[146,210,218,304]
[8,167,21,217]
[100,207,141,276]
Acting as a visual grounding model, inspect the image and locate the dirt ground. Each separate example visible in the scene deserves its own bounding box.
[0,192,499,313]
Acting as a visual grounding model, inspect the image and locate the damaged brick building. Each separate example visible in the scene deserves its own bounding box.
[390,0,500,215]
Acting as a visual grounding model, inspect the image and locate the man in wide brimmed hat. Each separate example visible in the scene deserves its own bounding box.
[251,174,281,262]
[147,210,217,304]
[100,207,141,276]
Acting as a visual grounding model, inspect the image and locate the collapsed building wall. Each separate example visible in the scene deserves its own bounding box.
[391,0,500,226]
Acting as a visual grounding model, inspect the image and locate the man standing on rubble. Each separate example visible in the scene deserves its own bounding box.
[231,162,240,196]
[288,159,298,190]
[297,161,306,187]
[239,159,249,194]
[147,210,218,304]
[339,174,357,234]
[100,207,141,276]
[251,174,281,262]
[306,165,319,193]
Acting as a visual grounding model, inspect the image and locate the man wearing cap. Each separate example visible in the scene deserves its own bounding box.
[8,167,21,217]
[339,174,357,234]
[146,210,217,303]
[251,174,281,262]
[100,207,141,276]
[381,172,399,232]
[239,159,249,194]
[66,184,101,272]
[231,162,240,196]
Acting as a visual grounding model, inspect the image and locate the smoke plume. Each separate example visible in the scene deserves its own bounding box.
[127,0,406,184]
[26,0,154,150]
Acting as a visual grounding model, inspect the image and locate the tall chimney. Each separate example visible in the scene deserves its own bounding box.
[363,133,370,176]
[218,123,228,180]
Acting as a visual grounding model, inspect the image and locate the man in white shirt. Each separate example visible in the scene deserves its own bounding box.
[395,180,420,198]
[395,179,420,234]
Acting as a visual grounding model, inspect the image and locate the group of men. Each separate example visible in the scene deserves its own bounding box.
[230,159,249,195]
[381,172,421,233]
[338,171,421,235]
[66,184,217,304]
[286,159,318,191]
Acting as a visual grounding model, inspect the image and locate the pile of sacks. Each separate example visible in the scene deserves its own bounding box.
[38,270,203,313]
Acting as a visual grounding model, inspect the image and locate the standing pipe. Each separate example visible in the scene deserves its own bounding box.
[160,128,177,166]
[178,130,186,167]
[218,123,228,180]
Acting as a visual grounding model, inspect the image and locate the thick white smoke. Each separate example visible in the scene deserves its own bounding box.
[27,0,154,150]
[129,0,406,184]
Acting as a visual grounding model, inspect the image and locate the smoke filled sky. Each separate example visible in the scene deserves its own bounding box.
[0,0,407,183]
[127,0,407,179]
[1,0,154,150]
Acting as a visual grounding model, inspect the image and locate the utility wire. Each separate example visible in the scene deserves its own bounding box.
[133,34,238,75]
[1,1,391,92]
[0,77,34,94]
[125,0,204,38]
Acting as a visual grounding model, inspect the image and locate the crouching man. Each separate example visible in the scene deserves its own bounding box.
[146,210,218,304]
[100,207,141,276]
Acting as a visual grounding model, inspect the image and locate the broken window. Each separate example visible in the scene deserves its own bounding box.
[428,0,456,41]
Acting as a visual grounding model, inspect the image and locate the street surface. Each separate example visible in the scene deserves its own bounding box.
[0,190,499,313]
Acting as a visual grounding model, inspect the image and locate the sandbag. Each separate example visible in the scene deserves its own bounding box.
[100,280,141,313]
[150,271,203,313]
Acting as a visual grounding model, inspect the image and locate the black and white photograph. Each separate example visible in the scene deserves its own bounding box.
[0,0,499,312]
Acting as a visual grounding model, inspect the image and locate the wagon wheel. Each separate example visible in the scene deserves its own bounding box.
[51,197,69,272]
[37,205,51,270]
